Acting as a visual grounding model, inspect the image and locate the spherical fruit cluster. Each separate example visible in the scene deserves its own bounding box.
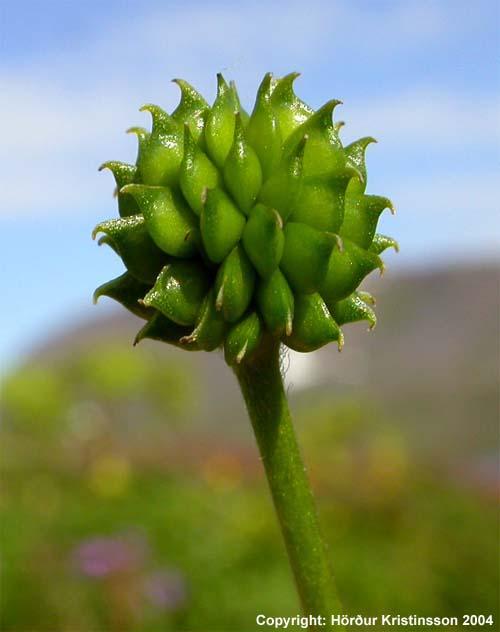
[93,73,397,365]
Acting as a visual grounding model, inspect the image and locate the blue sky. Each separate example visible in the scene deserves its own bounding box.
[1,0,498,371]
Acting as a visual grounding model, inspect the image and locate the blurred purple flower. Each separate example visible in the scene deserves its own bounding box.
[143,569,187,611]
[72,533,149,578]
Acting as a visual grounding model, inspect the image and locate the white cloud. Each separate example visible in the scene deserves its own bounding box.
[0,79,126,154]
[346,89,500,147]
[80,0,457,82]
[0,0,495,217]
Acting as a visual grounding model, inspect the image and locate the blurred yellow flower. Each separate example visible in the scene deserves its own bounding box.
[87,454,132,498]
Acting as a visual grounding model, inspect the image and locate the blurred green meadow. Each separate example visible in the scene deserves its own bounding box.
[1,266,498,631]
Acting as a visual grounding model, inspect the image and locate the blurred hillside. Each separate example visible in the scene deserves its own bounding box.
[1,263,498,631]
[30,261,499,460]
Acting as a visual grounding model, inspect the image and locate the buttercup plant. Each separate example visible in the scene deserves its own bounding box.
[93,72,397,622]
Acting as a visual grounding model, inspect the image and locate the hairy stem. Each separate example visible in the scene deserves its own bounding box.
[233,338,343,624]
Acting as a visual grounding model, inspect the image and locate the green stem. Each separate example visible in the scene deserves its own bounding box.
[233,338,343,623]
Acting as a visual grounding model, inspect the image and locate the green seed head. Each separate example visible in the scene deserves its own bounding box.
[94,73,397,365]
